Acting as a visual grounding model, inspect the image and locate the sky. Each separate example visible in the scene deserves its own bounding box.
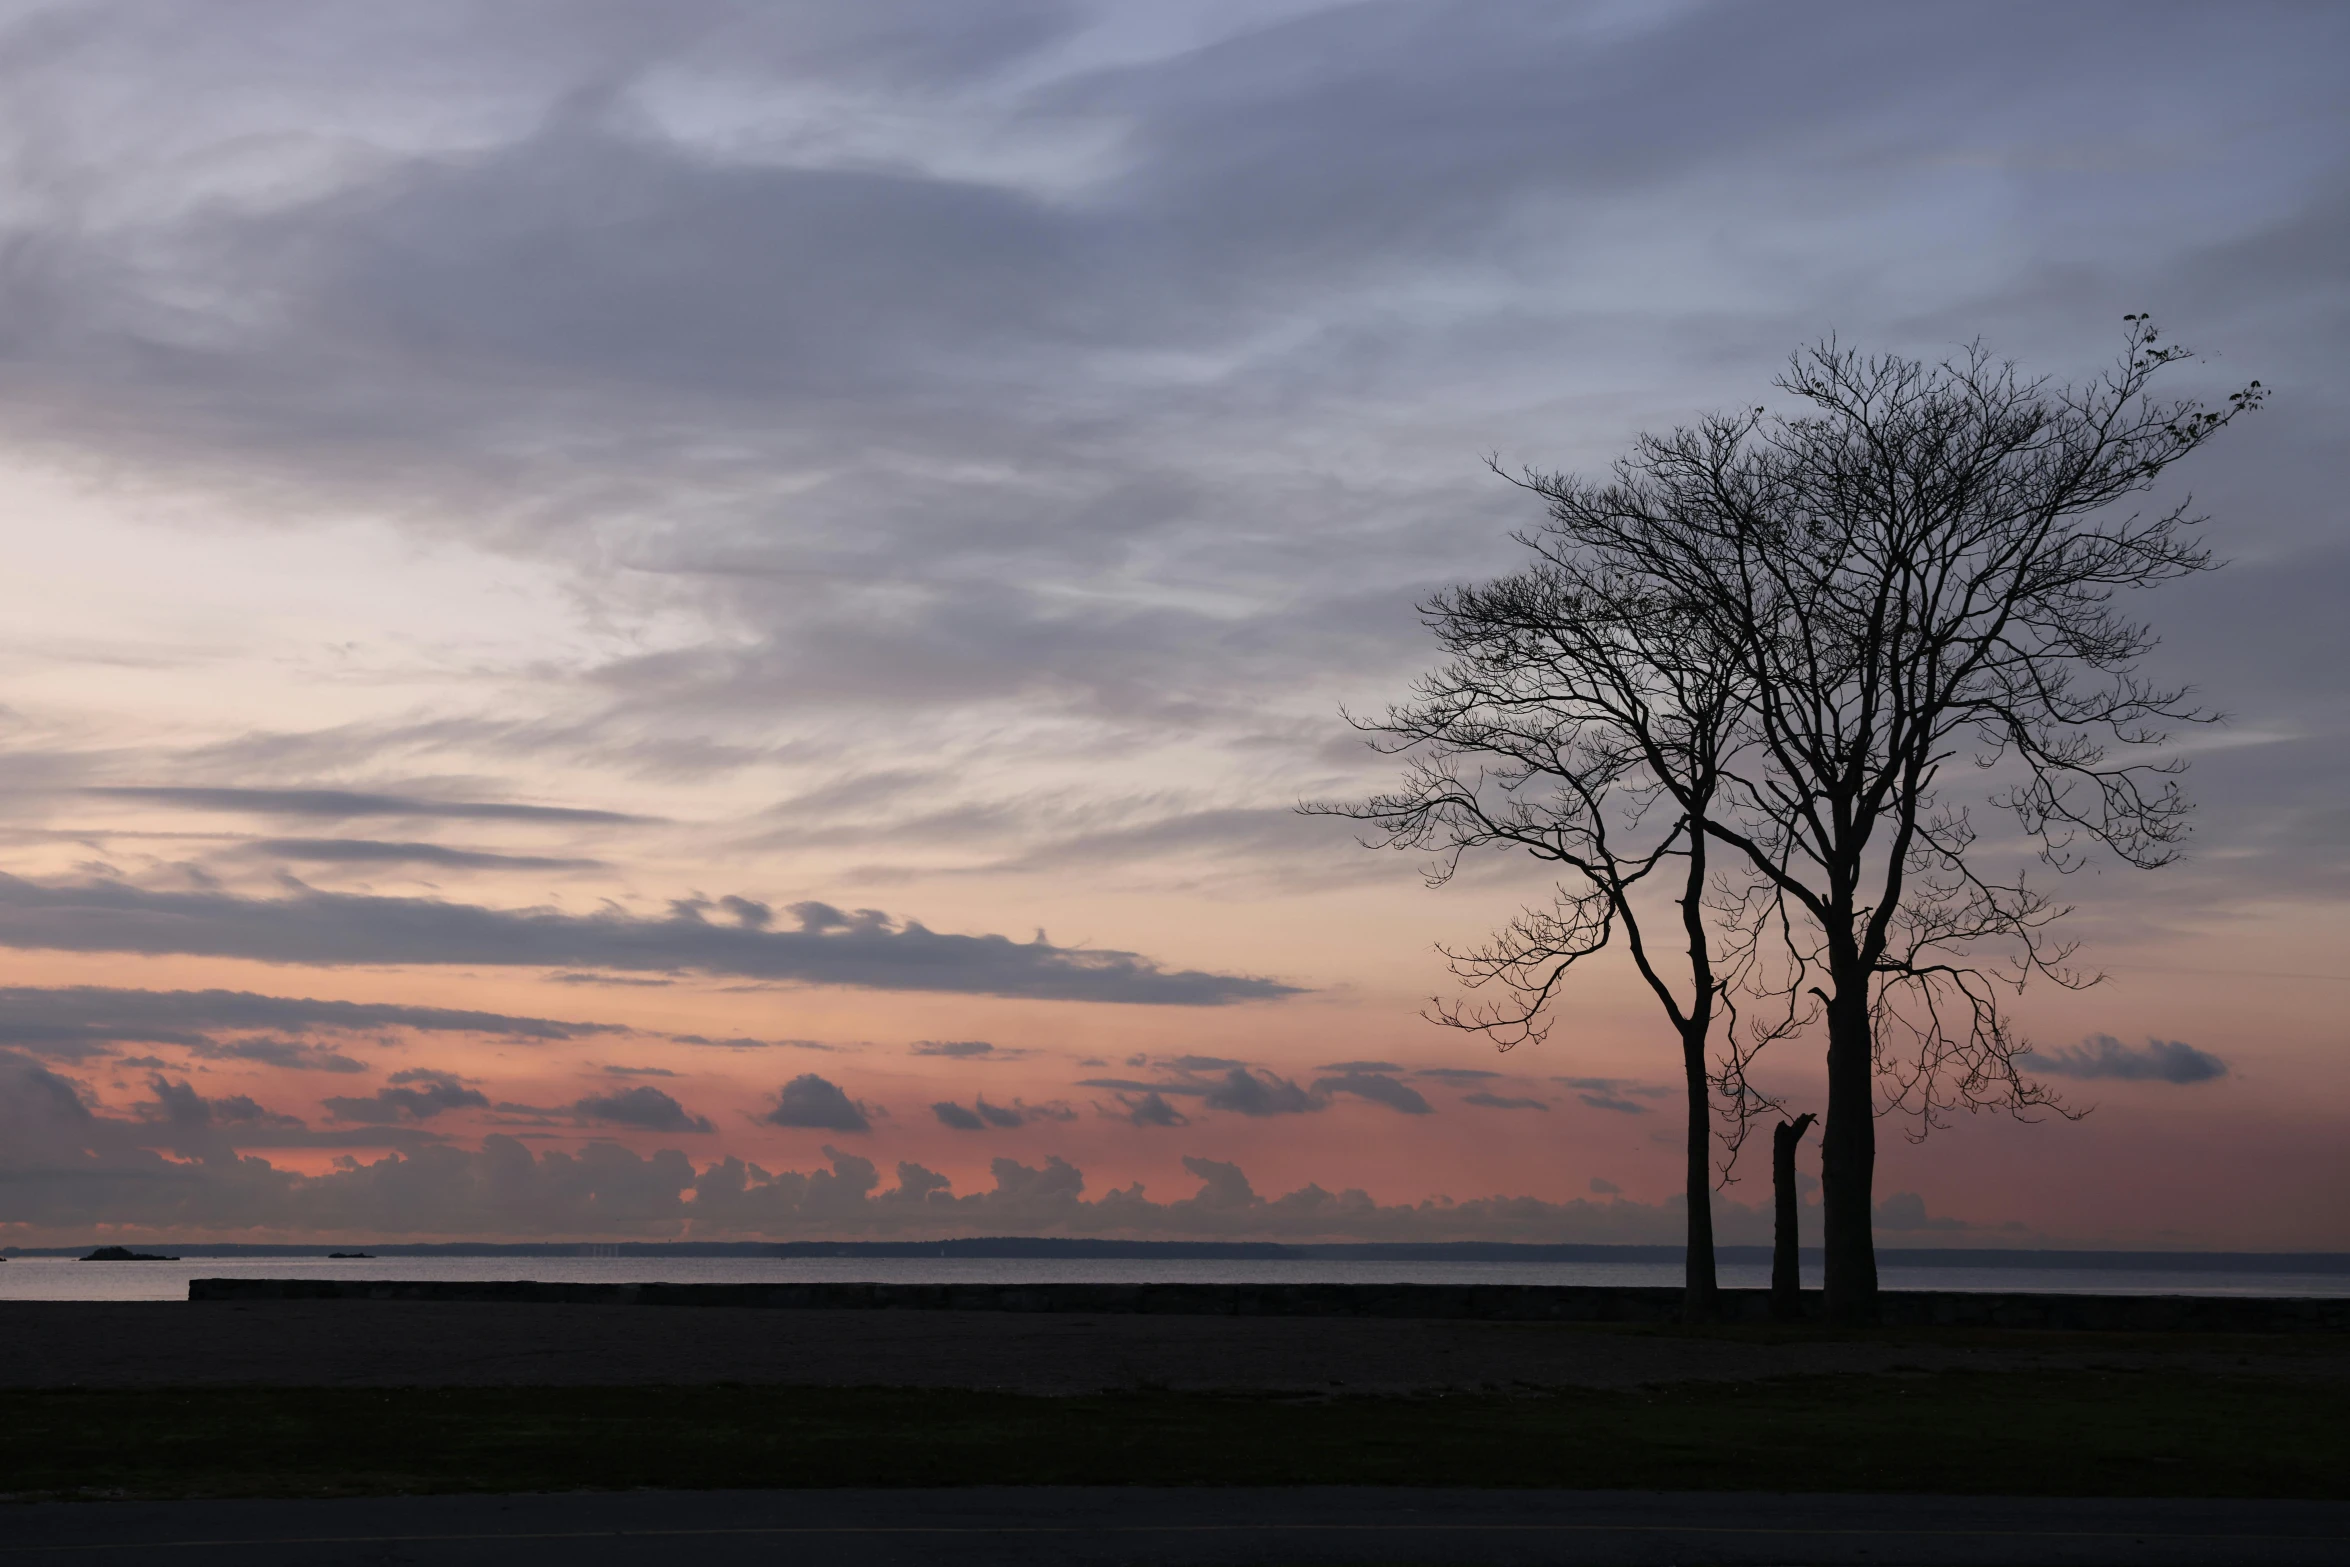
[0,0,2342,1248]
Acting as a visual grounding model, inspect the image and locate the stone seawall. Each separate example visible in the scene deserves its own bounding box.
[186,1277,2350,1332]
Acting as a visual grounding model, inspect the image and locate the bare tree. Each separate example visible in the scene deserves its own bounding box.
[1511,318,2260,1323]
[1310,564,1770,1320]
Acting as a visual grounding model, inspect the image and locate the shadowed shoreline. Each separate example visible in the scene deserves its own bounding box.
[181,1275,2350,1332]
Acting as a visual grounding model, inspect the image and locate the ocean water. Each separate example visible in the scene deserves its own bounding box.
[5,1253,2347,1303]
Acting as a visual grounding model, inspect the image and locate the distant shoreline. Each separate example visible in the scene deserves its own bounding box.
[3,1239,2345,1272]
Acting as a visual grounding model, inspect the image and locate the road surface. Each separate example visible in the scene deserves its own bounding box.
[8,1487,2347,1565]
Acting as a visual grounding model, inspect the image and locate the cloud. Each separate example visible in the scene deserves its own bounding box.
[323,1073,491,1124]
[572,1085,714,1134]
[0,1050,691,1232]
[1462,1092,1549,1111]
[1203,1067,1322,1117]
[1874,1192,1967,1232]
[725,1143,1768,1245]
[1076,1062,1328,1117]
[0,1047,1791,1242]
[1312,1072,1434,1115]
[930,1097,1071,1130]
[1589,1177,1621,1195]
[602,1065,677,1078]
[117,1072,426,1157]
[0,1,2331,849]
[2025,1035,2230,1084]
[1557,1077,1673,1115]
[138,1074,301,1131]
[251,839,606,871]
[0,875,1297,1005]
[717,896,773,929]
[1178,1156,1260,1212]
[83,787,653,824]
[761,1073,872,1133]
[182,1036,370,1074]
[1318,1059,1404,1073]
[20,0,2302,797]
[1118,1091,1188,1128]
[1414,1067,1503,1083]
[0,984,621,1064]
[910,1039,996,1057]
[203,1126,453,1151]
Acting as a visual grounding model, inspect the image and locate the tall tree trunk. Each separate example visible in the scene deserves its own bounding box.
[1771,1111,1816,1322]
[1681,1019,1718,1322]
[1819,976,1878,1325]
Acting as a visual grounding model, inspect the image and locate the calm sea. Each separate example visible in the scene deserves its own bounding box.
[6,1254,2347,1303]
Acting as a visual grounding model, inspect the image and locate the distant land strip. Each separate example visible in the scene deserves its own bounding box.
[7,1239,2347,1271]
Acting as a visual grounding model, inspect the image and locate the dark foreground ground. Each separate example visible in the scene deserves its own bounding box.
[12,1298,2350,1392]
[5,1302,2345,1562]
[4,1372,2345,1499]
[13,1488,2350,1567]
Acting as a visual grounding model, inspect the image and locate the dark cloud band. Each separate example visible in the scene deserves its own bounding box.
[0,875,1299,1005]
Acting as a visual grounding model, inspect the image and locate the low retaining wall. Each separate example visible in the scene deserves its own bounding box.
[186,1277,2350,1333]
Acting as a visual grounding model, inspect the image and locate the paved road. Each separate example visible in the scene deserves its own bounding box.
[7,1488,2346,1565]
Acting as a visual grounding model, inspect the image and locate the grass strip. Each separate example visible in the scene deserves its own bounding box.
[4,1370,2339,1502]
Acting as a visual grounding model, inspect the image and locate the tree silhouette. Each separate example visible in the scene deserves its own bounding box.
[1771,1112,1816,1322]
[1508,318,2259,1321]
[1312,561,1785,1320]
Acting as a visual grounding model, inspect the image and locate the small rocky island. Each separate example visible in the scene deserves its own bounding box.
[80,1246,178,1262]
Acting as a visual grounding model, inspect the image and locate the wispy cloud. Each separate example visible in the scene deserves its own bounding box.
[251,838,605,871]
[83,786,656,825]
[1555,1078,1674,1115]
[182,1036,369,1074]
